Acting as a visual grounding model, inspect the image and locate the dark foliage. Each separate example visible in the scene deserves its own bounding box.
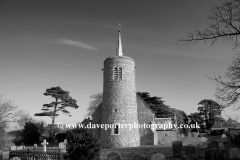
[137,92,188,122]
[55,133,67,142]
[137,92,172,117]
[210,129,225,136]
[22,122,40,145]
[198,99,222,130]
[63,128,100,160]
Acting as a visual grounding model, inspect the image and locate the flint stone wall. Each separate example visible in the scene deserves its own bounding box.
[101,56,140,149]
[157,131,177,145]
[137,94,155,145]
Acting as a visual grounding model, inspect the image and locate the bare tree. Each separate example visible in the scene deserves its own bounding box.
[86,93,102,117]
[0,95,19,131]
[179,0,240,49]
[231,114,240,122]
[0,95,20,149]
[13,110,35,129]
[209,53,240,110]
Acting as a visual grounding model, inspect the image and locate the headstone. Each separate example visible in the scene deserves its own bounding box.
[172,141,182,157]
[59,142,66,152]
[34,144,37,147]
[221,134,227,143]
[200,137,208,149]
[181,133,185,138]
[205,149,228,160]
[134,154,147,160]
[10,146,16,151]
[218,143,225,150]
[208,141,219,150]
[201,137,207,143]
[41,139,48,152]
[192,132,198,138]
[229,148,240,159]
[108,152,122,160]
[63,139,67,145]
[180,146,196,160]
[151,153,165,160]
[16,146,23,150]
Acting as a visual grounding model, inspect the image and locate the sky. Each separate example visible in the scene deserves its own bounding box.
[0,0,239,127]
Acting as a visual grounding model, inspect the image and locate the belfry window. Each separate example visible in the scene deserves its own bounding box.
[119,68,122,80]
[113,67,123,81]
[114,68,118,80]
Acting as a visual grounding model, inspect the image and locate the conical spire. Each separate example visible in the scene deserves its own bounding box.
[116,23,123,56]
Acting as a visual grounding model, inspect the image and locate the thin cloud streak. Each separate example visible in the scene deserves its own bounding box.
[54,38,98,50]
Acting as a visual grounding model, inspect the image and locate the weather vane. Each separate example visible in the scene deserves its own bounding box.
[118,23,121,31]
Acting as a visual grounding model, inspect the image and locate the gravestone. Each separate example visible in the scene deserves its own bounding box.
[192,132,198,138]
[16,146,23,150]
[218,143,225,150]
[221,134,227,143]
[134,154,147,160]
[208,141,219,150]
[151,153,165,160]
[181,133,185,138]
[200,137,208,149]
[201,137,207,143]
[229,148,240,159]
[205,149,228,160]
[59,142,66,152]
[180,146,197,160]
[59,139,67,152]
[108,152,122,160]
[172,141,182,157]
[34,144,37,147]
[10,146,16,151]
[41,139,48,152]
[0,150,2,160]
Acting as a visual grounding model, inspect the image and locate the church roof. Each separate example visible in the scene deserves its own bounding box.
[136,93,155,114]
[82,93,155,123]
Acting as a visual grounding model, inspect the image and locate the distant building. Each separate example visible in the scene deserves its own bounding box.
[82,27,177,149]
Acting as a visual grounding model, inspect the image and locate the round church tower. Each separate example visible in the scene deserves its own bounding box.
[100,26,140,149]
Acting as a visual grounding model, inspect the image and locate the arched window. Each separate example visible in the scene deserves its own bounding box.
[114,68,118,80]
[119,68,122,80]
[111,124,120,135]
[113,124,119,134]
[113,67,123,81]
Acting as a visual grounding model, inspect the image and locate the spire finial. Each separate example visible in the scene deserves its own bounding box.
[118,23,121,32]
[116,23,123,56]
